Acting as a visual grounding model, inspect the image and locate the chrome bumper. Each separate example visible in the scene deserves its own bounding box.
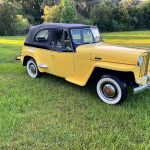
[134,76,150,94]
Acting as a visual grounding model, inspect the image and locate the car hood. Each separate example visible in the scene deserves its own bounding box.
[77,43,148,65]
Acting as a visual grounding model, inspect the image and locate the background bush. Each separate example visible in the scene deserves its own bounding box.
[43,5,61,23]
[15,15,30,35]
[0,1,17,35]
[42,0,150,32]
[0,0,150,35]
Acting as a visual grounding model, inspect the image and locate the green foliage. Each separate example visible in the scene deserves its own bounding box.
[0,1,30,36]
[91,0,115,31]
[91,0,150,32]
[111,20,123,31]
[1,0,150,35]
[42,0,150,32]
[60,0,76,23]
[19,0,43,24]
[0,1,17,35]
[15,15,30,35]
[43,5,61,23]
[43,0,76,23]
[74,14,92,25]
[138,0,150,29]
[42,0,60,7]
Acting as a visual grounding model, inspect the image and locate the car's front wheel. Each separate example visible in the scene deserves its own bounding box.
[96,75,127,105]
[27,59,41,78]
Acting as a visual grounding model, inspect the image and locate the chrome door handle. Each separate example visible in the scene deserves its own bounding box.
[95,57,102,60]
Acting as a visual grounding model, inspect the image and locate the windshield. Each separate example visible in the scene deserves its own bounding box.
[71,28,102,44]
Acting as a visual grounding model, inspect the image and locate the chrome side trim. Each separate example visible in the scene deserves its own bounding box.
[38,64,48,68]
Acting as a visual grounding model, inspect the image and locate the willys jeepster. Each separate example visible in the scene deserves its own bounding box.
[20,23,150,105]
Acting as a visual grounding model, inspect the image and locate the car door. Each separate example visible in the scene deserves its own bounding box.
[32,29,55,74]
[49,29,74,78]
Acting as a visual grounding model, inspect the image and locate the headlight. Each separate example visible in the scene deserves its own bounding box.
[138,56,144,66]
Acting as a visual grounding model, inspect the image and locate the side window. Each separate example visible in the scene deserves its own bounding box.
[83,29,93,43]
[71,30,82,43]
[50,30,63,49]
[35,29,49,42]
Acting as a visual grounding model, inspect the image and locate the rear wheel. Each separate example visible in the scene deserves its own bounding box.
[27,59,41,78]
[96,75,127,105]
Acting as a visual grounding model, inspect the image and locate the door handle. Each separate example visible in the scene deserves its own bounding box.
[95,57,102,60]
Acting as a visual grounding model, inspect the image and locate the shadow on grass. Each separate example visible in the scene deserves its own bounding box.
[37,72,150,108]
[40,73,98,99]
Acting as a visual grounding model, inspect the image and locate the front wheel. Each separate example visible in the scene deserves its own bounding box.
[27,59,41,78]
[96,75,127,105]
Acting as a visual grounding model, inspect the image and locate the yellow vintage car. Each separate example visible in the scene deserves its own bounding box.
[20,23,150,105]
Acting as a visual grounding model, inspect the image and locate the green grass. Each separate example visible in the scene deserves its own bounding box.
[0,31,150,149]
[103,30,150,49]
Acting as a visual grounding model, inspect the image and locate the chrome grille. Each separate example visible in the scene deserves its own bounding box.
[139,53,149,77]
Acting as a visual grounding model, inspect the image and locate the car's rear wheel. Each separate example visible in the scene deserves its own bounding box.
[96,75,127,105]
[27,59,41,78]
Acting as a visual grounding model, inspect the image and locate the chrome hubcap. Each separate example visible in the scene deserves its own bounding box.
[102,84,116,98]
[29,64,36,75]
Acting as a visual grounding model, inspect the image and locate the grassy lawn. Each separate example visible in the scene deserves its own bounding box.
[103,30,150,49]
[0,31,150,149]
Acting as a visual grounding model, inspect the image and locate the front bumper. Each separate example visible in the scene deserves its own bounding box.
[134,75,150,94]
[16,56,21,60]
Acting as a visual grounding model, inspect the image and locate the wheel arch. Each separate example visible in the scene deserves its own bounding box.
[23,56,35,66]
[87,67,136,86]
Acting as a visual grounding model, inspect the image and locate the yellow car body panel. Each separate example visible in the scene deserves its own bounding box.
[49,51,74,77]
[22,46,74,77]
[21,42,149,86]
[66,43,148,86]
[66,61,139,86]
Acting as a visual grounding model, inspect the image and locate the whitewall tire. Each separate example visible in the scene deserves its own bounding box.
[96,75,127,105]
[27,59,41,78]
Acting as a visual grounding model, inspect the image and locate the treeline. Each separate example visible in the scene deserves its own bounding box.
[0,0,150,35]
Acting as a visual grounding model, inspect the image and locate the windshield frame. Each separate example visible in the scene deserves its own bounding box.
[70,28,102,45]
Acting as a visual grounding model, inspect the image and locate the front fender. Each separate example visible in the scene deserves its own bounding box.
[93,61,140,83]
[66,61,139,86]
[94,61,137,72]
[80,61,139,86]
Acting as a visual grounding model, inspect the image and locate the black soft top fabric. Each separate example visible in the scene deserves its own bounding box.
[25,23,97,44]
[31,23,95,29]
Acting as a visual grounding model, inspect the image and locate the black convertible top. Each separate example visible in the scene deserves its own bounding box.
[30,23,95,30]
[25,23,97,44]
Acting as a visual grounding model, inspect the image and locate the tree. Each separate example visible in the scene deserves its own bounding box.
[74,0,97,18]
[91,0,143,31]
[42,0,59,6]
[0,0,17,35]
[91,0,118,31]
[43,5,61,22]
[15,15,30,35]
[138,0,150,29]
[117,0,136,30]
[60,0,76,23]
[13,0,44,24]
[43,0,76,23]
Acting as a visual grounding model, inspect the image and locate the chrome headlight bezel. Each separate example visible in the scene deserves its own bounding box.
[138,56,144,66]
